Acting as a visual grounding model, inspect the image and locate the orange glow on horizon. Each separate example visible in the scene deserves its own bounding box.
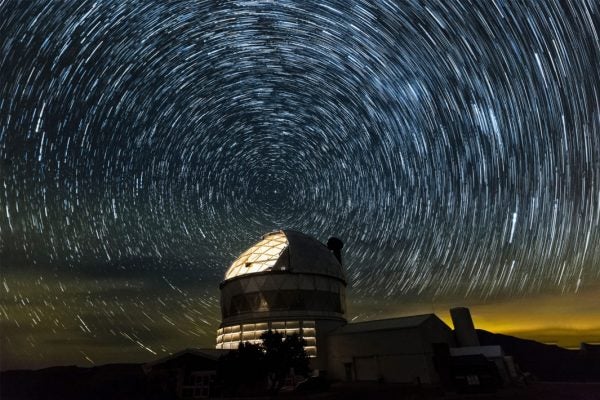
[436,285,600,348]
[350,283,600,349]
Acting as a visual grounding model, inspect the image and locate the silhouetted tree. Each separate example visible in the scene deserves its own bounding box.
[217,341,265,396]
[261,330,310,393]
[217,330,311,395]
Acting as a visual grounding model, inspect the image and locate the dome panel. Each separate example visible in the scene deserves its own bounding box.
[224,231,289,280]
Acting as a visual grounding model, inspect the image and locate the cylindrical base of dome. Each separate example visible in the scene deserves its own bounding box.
[220,272,346,323]
[216,317,346,372]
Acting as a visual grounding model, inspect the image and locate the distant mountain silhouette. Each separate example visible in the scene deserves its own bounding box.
[477,329,600,382]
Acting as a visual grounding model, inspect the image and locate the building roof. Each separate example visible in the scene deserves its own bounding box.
[330,314,438,335]
[224,230,345,282]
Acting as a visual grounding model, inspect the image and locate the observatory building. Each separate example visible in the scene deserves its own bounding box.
[216,230,346,370]
[215,230,512,386]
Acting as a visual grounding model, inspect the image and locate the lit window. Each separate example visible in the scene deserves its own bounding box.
[181,372,213,399]
[216,321,317,357]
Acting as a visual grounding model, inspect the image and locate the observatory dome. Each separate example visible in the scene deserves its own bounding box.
[224,230,345,282]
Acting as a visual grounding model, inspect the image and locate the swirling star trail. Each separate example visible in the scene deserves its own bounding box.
[1,0,599,368]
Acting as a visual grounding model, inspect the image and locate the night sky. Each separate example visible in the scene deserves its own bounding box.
[1,0,599,370]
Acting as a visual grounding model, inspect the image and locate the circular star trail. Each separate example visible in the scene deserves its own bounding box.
[1,0,599,367]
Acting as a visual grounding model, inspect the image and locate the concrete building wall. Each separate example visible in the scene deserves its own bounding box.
[326,317,455,384]
[312,319,346,371]
[355,354,432,383]
[327,328,437,383]
[419,317,457,348]
[417,317,456,382]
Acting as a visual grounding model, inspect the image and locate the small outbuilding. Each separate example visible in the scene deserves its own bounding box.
[327,314,456,384]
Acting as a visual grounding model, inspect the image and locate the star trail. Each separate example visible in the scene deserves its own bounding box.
[1,0,599,368]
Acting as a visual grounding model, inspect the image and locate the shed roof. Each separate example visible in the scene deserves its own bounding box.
[330,314,440,335]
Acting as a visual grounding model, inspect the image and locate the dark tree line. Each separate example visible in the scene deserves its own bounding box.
[217,330,310,396]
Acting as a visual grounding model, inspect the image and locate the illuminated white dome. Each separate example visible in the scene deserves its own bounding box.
[223,230,345,282]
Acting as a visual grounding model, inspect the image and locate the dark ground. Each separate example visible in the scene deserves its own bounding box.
[282,382,600,400]
[2,372,600,400]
